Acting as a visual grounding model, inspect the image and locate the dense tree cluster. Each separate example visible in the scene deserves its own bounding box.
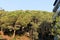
[0,10,58,40]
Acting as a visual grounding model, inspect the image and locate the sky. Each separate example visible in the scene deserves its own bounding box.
[0,0,55,12]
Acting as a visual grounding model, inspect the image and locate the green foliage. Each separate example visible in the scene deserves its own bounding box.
[55,16,60,35]
[0,10,54,39]
[0,10,54,30]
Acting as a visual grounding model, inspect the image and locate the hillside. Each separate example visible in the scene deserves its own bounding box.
[0,10,60,40]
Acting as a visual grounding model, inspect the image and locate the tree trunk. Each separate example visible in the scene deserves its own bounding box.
[12,30,15,39]
[1,28,3,35]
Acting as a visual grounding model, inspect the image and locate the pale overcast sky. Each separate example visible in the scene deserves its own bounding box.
[0,0,55,12]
